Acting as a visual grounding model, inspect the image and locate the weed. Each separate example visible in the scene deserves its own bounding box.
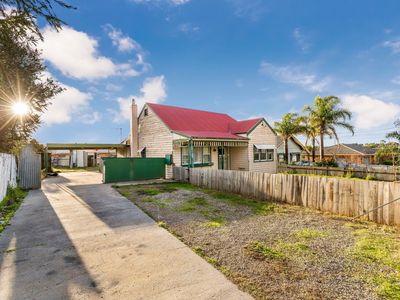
[277,241,309,252]
[5,248,16,253]
[193,246,205,257]
[202,221,224,228]
[136,189,161,196]
[119,191,130,198]
[244,240,284,260]
[365,175,377,181]
[0,186,28,233]
[294,228,328,240]
[177,197,209,212]
[209,191,275,215]
[158,221,168,229]
[206,256,218,265]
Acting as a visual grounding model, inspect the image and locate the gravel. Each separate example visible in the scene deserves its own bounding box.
[116,183,388,300]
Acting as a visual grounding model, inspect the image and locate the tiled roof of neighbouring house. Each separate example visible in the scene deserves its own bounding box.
[323,143,377,155]
[147,103,265,140]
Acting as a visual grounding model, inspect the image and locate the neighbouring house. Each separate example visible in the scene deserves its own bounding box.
[276,135,309,164]
[46,144,128,168]
[314,143,377,165]
[128,101,278,178]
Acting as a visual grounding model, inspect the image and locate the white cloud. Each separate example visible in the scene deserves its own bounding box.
[106,83,123,92]
[259,61,330,92]
[391,77,400,85]
[80,112,102,125]
[293,28,310,52]
[41,84,93,125]
[179,23,200,34]
[111,75,167,122]
[104,24,141,53]
[383,39,400,53]
[226,0,267,21]
[131,0,190,6]
[235,79,244,88]
[342,94,400,129]
[40,26,140,80]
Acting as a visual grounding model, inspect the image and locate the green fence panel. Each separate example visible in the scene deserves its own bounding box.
[103,157,165,183]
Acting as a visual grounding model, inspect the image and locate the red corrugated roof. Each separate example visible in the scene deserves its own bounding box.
[147,103,262,139]
[231,118,262,133]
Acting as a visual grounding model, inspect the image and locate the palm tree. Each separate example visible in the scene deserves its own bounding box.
[300,111,318,162]
[305,96,354,161]
[386,119,400,141]
[274,113,304,164]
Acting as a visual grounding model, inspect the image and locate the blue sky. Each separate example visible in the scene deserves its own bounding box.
[34,0,400,145]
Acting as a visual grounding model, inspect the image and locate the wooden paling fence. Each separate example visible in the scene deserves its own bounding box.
[0,153,17,201]
[173,167,400,225]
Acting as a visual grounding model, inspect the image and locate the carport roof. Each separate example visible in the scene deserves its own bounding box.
[46,143,128,150]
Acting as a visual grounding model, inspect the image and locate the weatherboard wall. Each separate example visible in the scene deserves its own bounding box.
[138,104,174,178]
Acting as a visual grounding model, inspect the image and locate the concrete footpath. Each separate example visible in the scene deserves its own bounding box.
[0,172,252,300]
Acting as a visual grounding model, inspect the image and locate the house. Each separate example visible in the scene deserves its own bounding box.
[276,136,309,164]
[128,101,278,177]
[315,143,377,165]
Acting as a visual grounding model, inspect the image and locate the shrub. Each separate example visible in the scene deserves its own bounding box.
[365,175,377,181]
[315,159,338,167]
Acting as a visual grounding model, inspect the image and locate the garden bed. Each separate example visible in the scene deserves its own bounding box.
[114,182,400,300]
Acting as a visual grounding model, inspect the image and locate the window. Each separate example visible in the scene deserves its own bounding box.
[144,108,148,116]
[254,145,274,162]
[140,148,146,158]
[193,147,202,164]
[181,147,189,165]
[181,146,212,166]
[267,149,274,161]
[203,146,211,163]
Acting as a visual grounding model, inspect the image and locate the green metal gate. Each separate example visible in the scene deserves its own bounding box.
[102,157,165,183]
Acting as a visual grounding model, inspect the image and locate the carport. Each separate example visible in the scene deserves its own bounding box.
[45,143,130,169]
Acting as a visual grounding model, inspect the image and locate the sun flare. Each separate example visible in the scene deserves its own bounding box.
[12,101,29,116]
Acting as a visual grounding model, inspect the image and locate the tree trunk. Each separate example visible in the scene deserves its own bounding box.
[319,131,324,161]
[312,137,315,162]
[284,138,289,164]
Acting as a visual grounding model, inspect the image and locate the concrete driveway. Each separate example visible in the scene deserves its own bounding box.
[0,172,252,300]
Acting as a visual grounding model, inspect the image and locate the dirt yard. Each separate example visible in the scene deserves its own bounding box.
[114,182,400,300]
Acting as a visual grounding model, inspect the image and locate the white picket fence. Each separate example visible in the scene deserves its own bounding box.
[0,153,17,201]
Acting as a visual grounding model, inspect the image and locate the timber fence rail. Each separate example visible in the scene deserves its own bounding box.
[0,153,17,201]
[173,167,400,226]
[278,164,400,182]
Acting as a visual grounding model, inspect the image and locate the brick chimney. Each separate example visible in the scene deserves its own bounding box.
[130,99,138,157]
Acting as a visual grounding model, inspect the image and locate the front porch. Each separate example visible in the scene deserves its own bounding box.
[173,139,249,171]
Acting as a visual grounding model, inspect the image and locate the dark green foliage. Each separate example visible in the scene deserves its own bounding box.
[315,159,338,167]
[0,0,75,39]
[0,1,73,153]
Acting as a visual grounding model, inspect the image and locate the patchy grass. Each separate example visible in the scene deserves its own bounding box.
[348,225,400,299]
[244,241,284,260]
[176,197,208,212]
[208,191,275,215]
[202,220,224,228]
[277,241,310,253]
[294,228,329,240]
[0,186,28,233]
